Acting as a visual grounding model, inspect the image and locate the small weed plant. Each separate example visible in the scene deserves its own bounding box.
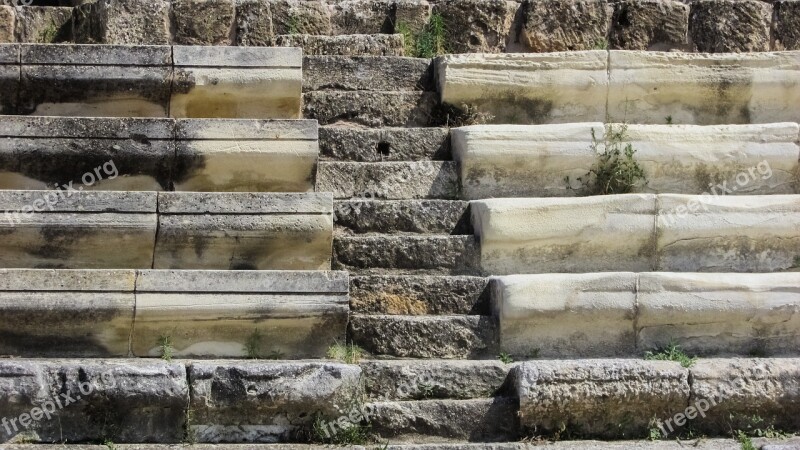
[157,335,174,361]
[644,341,697,368]
[327,342,364,364]
[498,352,514,364]
[395,13,447,58]
[569,124,647,195]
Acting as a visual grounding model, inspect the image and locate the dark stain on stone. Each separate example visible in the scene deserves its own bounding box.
[171,146,208,186]
[0,330,113,357]
[171,69,197,95]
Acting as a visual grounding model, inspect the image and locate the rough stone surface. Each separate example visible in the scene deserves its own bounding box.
[393,0,431,33]
[689,0,772,52]
[609,0,690,51]
[519,0,611,52]
[233,0,272,46]
[188,361,363,443]
[270,0,332,35]
[0,359,188,443]
[0,6,13,42]
[267,33,404,56]
[320,126,450,162]
[368,398,519,442]
[13,6,73,43]
[334,235,481,275]
[361,359,509,400]
[514,360,690,439]
[303,91,438,127]
[432,0,517,53]
[172,0,235,45]
[774,0,800,50]
[351,275,489,315]
[73,0,172,45]
[303,56,433,92]
[335,200,470,235]
[316,161,459,200]
[329,0,392,34]
[350,314,497,358]
[0,43,16,114]
[689,359,800,434]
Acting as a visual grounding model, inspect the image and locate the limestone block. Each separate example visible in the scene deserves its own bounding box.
[0,190,158,269]
[520,0,612,52]
[0,360,188,443]
[451,123,603,199]
[330,0,392,34]
[234,0,272,46]
[393,0,431,34]
[173,119,318,192]
[609,0,689,51]
[625,123,800,195]
[319,126,450,162]
[0,6,13,42]
[303,55,434,92]
[690,0,771,53]
[18,44,172,117]
[0,269,135,357]
[608,51,800,124]
[690,359,800,434]
[436,52,609,124]
[171,46,302,119]
[172,0,235,45]
[638,273,800,356]
[0,43,17,114]
[432,0,517,53]
[334,199,470,235]
[492,273,637,357]
[269,0,331,35]
[514,360,690,438]
[267,33,404,56]
[316,161,458,200]
[188,361,362,443]
[774,0,800,50]
[13,6,72,43]
[303,91,438,127]
[0,116,175,191]
[72,0,172,45]
[656,194,800,272]
[153,192,333,270]
[471,195,657,275]
[334,235,480,275]
[350,274,488,315]
[131,270,348,358]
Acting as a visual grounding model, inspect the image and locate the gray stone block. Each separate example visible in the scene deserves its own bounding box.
[172,0,235,45]
[303,91,438,127]
[335,200,470,235]
[269,0,331,35]
[267,33,404,56]
[316,161,459,200]
[0,43,18,114]
[330,0,392,34]
[319,126,450,162]
[0,6,13,43]
[13,6,73,43]
[610,0,690,51]
[351,275,489,315]
[72,0,172,45]
[432,0,518,53]
[690,0,772,52]
[303,56,433,92]
[519,0,611,52]
[234,0,272,46]
[775,0,800,50]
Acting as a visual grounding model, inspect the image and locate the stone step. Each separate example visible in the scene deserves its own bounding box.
[335,200,470,235]
[0,116,319,192]
[453,123,800,199]
[317,162,459,200]
[333,235,480,275]
[303,91,439,127]
[320,126,450,162]
[350,314,497,359]
[0,269,348,358]
[492,272,800,358]
[437,51,800,125]
[0,191,332,270]
[471,194,800,274]
[268,34,404,56]
[351,275,489,315]
[0,44,302,118]
[304,56,433,92]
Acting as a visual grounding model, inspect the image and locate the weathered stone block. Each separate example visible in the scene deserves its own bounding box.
[393,0,431,33]
[173,119,318,192]
[267,33,404,56]
[610,0,689,50]
[0,6,14,42]
[13,6,72,43]
[303,91,438,126]
[320,126,450,162]
[514,360,690,438]
[656,194,800,272]
[303,56,433,92]
[690,0,771,52]
[493,273,637,358]
[132,270,348,358]
[520,0,611,52]
[638,273,800,356]
[607,51,800,124]
[18,44,172,117]
[774,0,800,50]
[330,0,392,34]
[171,46,302,119]
[335,200,470,235]
[72,0,172,45]
[350,314,497,358]
[234,0,272,46]
[316,161,458,200]
[0,116,174,191]
[0,43,18,114]
[334,235,480,275]
[451,123,602,199]
[351,274,488,315]
[153,192,333,270]
[270,0,331,35]
[0,360,188,443]
[0,269,135,357]
[188,361,362,443]
[432,0,517,53]
[172,0,235,45]
[0,191,158,269]
[436,52,608,124]
[471,195,657,275]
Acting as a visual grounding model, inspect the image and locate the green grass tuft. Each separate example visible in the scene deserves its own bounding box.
[644,341,697,368]
[327,342,364,364]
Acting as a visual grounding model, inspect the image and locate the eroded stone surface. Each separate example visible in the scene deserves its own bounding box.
[268,34,404,56]
[320,126,449,162]
[351,275,488,315]
[330,0,392,34]
[317,161,458,200]
[0,6,13,43]
[774,0,800,50]
[610,0,689,51]
[690,0,771,52]
[73,0,172,45]
[173,0,235,45]
[303,55,433,91]
[13,6,73,43]
[335,200,470,235]
[432,0,517,53]
[334,235,480,275]
[519,0,611,52]
[303,91,438,126]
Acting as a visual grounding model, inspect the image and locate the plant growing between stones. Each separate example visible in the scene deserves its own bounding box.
[157,335,174,361]
[498,352,514,364]
[37,22,59,44]
[644,341,697,368]
[183,407,196,445]
[244,328,262,359]
[395,13,447,58]
[665,115,674,125]
[430,103,494,127]
[736,430,756,450]
[103,439,116,450]
[327,342,364,364]
[592,38,608,50]
[311,413,372,445]
[568,124,647,195]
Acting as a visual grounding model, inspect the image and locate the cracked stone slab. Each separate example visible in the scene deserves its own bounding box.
[351,275,489,315]
[319,126,450,162]
[132,270,348,359]
[153,192,333,270]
